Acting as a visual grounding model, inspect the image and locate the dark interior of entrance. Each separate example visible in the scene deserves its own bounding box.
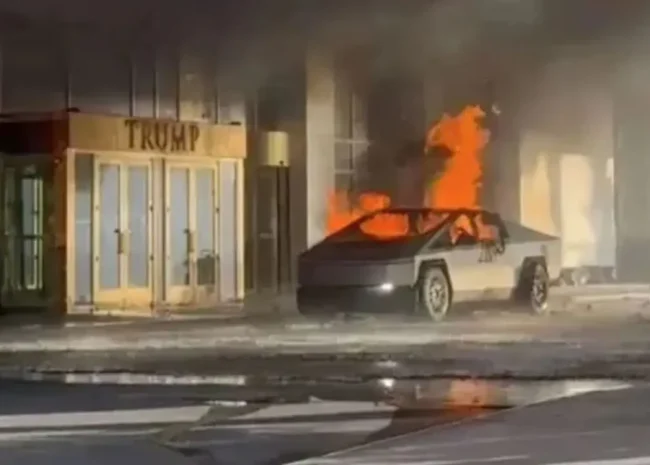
[0,156,54,311]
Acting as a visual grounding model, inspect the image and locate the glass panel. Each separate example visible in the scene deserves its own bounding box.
[169,167,190,286]
[219,161,238,301]
[334,142,353,171]
[1,166,48,294]
[127,165,149,288]
[75,156,93,302]
[334,172,354,193]
[196,168,215,285]
[20,176,43,290]
[99,164,120,290]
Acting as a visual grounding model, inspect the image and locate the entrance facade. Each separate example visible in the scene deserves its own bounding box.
[0,154,54,309]
[164,158,219,305]
[93,155,154,308]
[0,111,246,315]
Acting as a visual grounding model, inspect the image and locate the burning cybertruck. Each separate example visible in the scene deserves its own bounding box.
[297,208,561,321]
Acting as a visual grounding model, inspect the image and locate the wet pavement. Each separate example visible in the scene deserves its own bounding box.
[0,290,647,463]
[0,377,501,465]
[0,375,639,464]
[1,306,650,380]
[297,384,650,465]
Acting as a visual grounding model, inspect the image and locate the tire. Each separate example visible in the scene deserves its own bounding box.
[523,263,550,315]
[418,267,451,322]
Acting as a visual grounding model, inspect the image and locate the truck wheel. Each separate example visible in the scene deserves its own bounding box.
[525,263,550,315]
[419,267,451,322]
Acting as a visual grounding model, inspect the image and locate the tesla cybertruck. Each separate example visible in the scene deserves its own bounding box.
[297,208,561,321]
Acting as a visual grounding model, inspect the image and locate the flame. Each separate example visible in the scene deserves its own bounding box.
[416,211,447,235]
[325,104,493,241]
[425,105,489,210]
[360,213,409,239]
[326,191,398,238]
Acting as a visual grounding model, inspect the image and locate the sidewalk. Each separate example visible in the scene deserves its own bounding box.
[0,291,299,328]
[0,284,648,354]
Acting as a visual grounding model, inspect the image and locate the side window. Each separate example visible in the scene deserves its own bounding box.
[449,214,479,246]
[475,212,502,242]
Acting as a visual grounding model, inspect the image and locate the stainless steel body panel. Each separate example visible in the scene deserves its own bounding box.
[298,259,416,287]
[297,208,562,311]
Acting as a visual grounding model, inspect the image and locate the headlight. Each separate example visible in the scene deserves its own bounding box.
[379,378,395,390]
[378,282,395,292]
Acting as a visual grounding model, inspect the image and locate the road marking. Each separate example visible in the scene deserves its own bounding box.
[549,458,650,465]
[0,406,211,430]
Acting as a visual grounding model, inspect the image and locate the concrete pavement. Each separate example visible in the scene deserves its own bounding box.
[0,379,436,465]
[2,293,650,353]
[0,285,648,386]
[0,376,636,465]
[4,314,650,390]
[295,384,650,465]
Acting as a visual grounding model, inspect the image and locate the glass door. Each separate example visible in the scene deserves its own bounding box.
[195,167,218,301]
[164,161,218,305]
[93,158,153,308]
[0,156,53,307]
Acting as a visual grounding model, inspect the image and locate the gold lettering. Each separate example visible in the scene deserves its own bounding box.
[124,119,200,153]
[140,122,155,151]
[154,122,169,151]
[170,124,186,152]
[189,124,199,152]
[124,119,139,149]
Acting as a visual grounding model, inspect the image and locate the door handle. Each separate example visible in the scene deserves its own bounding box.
[116,229,124,255]
[186,230,196,254]
[117,230,129,255]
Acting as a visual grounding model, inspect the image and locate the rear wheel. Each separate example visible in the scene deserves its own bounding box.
[419,267,451,322]
[521,263,550,315]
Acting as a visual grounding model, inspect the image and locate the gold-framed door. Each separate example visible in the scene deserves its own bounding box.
[164,158,219,306]
[93,155,153,309]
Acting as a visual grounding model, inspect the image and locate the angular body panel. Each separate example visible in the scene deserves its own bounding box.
[297,208,561,316]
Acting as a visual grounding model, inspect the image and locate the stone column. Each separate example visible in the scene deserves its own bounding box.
[303,45,336,248]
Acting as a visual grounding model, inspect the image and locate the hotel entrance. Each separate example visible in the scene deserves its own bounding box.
[93,155,154,308]
[0,111,246,316]
[164,159,219,305]
[0,154,54,309]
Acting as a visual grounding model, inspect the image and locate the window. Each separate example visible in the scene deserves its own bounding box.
[328,209,449,243]
[333,64,368,193]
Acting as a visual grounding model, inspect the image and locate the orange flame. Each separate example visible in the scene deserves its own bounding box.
[326,191,393,235]
[325,104,492,241]
[425,105,489,210]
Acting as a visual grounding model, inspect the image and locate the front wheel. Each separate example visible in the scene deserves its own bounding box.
[418,267,451,322]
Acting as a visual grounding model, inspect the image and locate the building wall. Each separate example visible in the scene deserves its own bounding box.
[0,24,246,125]
[515,54,616,270]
